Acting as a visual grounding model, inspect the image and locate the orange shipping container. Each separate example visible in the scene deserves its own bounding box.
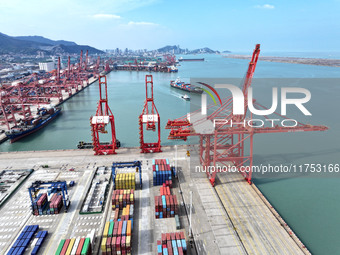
[127,220,131,236]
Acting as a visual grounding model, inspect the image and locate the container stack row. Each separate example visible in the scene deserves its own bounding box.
[55,237,92,255]
[155,186,178,219]
[7,225,39,255]
[112,189,134,210]
[30,230,48,255]
[152,159,172,186]
[49,193,63,214]
[115,173,135,190]
[32,193,48,216]
[32,192,63,216]
[102,200,134,255]
[157,232,187,255]
[101,219,133,255]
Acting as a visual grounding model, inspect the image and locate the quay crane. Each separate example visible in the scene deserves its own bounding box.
[166,44,328,186]
[139,75,162,153]
[90,75,117,155]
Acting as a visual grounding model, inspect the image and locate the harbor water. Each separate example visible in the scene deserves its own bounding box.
[1,54,340,254]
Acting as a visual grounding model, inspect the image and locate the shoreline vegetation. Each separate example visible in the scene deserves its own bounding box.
[223,54,340,67]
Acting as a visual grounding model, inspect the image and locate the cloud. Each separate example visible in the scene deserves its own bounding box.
[92,14,121,19]
[127,21,158,26]
[255,4,275,9]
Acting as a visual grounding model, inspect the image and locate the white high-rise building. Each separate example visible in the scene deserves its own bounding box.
[38,61,55,72]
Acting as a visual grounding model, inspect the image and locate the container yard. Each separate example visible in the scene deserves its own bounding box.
[0,146,311,255]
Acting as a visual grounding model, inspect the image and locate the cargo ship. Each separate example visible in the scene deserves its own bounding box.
[170,78,203,94]
[5,106,61,143]
[178,57,204,62]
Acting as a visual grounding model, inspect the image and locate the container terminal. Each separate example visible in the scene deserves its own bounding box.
[0,44,328,255]
[0,147,309,255]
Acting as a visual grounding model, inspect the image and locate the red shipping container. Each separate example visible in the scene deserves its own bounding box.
[171,233,176,240]
[114,208,119,221]
[113,227,118,237]
[166,187,170,196]
[76,238,85,255]
[106,237,112,253]
[167,240,173,255]
[169,196,174,209]
[180,232,185,239]
[155,196,159,210]
[118,221,123,236]
[175,232,181,240]
[116,236,121,251]
[162,233,166,244]
[178,247,184,255]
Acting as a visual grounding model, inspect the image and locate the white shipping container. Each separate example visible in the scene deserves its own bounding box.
[71,237,81,255]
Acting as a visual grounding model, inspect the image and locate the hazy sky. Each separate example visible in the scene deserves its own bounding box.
[0,0,339,52]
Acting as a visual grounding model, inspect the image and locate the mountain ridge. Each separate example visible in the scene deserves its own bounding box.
[0,32,104,55]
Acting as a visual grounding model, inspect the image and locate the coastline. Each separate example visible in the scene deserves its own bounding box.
[224,54,340,67]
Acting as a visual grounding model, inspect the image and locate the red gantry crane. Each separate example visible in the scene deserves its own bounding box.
[166,44,328,186]
[139,75,162,153]
[90,75,117,155]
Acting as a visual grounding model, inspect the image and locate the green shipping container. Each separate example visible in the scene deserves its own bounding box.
[108,222,114,237]
[81,238,90,255]
[55,239,66,255]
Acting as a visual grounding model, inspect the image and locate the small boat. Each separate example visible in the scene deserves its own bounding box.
[181,94,190,101]
[170,78,203,94]
[5,106,61,143]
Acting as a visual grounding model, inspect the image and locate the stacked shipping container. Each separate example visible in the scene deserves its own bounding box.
[111,190,134,210]
[49,193,63,214]
[30,231,48,255]
[6,225,40,255]
[155,186,178,219]
[32,192,63,216]
[115,173,135,190]
[152,159,172,186]
[101,219,133,255]
[55,237,92,255]
[157,232,187,255]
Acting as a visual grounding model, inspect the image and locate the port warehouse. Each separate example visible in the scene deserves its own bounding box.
[0,147,310,255]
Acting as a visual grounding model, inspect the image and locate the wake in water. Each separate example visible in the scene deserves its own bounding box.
[169,90,186,99]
